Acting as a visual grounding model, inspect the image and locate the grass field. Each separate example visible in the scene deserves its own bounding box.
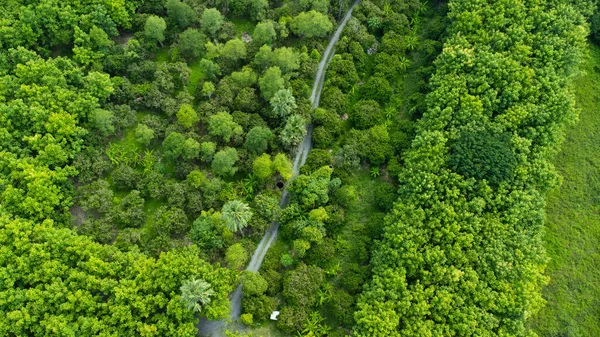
[530,43,600,337]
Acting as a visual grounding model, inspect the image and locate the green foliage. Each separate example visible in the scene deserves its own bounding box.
[212,147,239,177]
[289,166,335,209]
[253,154,274,180]
[135,124,155,145]
[201,142,217,162]
[272,153,293,181]
[201,8,225,37]
[166,0,197,29]
[198,59,222,81]
[259,66,285,100]
[145,15,167,45]
[180,278,216,313]
[225,243,248,269]
[0,216,236,335]
[354,0,588,335]
[177,103,199,128]
[241,271,268,296]
[222,200,253,233]
[245,126,273,154]
[289,11,333,38]
[221,39,248,62]
[449,129,517,186]
[178,29,206,61]
[208,111,244,143]
[241,313,254,326]
[253,22,277,45]
[279,114,307,148]
[163,132,186,159]
[270,89,297,120]
[191,212,224,251]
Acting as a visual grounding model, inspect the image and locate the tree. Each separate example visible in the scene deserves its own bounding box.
[89,109,115,136]
[208,111,243,143]
[253,21,276,45]
[201,8,224,36]
[144,15,166,45]
[289,166,335,208]
[163,132,186,159]
[283,263,324,307]
[270,89,297,119]
[212,147,239,176]
[221,39,247,62]
[272,153,293,181]
[180,278,216,313]
[225,243,248,269]
[222,200,253,233]
[135,124,155,145]
[166,0,197,29]
[290,11,333,38]
[241,271,268,296]
[350,100,382,129]
[191,212,224,251]
[0,217,237,335]
[177,103,199,128]
[272,47,300,73]
[253,45,273,71]
[449,129,516,186]
[259,66,285,100]
[182,138,201,160]
[198,59,222,81]
[279,114,307,147]
[245,126,273,154]
[201,142,217,162]
[252,192,280,222]
[178,29,206,61]
[251,0,269,21]
[202,81,215,98]
[252,154,273,180]
[359,76,393,103]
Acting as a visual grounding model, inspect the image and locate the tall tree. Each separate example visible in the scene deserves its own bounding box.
[221,200,253,233]
[180,278,216,313]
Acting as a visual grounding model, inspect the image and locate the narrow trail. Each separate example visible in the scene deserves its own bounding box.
[197,2,361,335]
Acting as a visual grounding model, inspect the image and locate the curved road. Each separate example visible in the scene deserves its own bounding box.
[197,1,361,335]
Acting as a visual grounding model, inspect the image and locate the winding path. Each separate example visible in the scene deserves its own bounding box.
[197,1,361,335]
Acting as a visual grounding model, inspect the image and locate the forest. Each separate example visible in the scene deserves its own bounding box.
[0,0,599,336]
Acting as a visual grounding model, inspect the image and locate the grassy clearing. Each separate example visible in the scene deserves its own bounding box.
[246,321,288,337]
[530,43,600,337]
[188,59,205,95]
[230,18,256,38]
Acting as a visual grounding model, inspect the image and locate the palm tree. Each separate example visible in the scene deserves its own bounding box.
[270,89,297,120]
[404,35,418,51]
[398,56,411,71]
[221,200,253,233]
[180,278,215,313]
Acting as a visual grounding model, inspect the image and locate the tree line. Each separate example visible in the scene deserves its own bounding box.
[354,0,593,336]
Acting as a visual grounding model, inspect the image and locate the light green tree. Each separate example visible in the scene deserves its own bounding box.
[270,88,297,119]
[221,200,253,233]
[144,15,166,46]
[290,11,332,38]
[180,278,215,313]
[253,21,276,45]
[177,103,199,128]
[135,124,155,145]
[253,154,273,180]
[212,147,239,176]
[259,66,285,100]
[201,8,224,36]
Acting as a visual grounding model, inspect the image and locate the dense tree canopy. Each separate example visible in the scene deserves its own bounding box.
[354,0,588,335]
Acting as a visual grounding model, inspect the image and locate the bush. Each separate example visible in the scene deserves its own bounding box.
[240,313,253,326]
